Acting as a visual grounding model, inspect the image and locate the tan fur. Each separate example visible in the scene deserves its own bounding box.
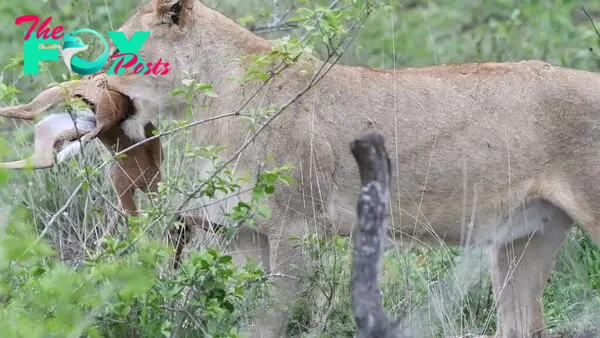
[101,112,163,217]
[8,1,600,336]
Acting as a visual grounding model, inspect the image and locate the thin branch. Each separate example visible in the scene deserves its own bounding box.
[249,0,341,36]
[300,0,342,42]
[248,0,297,34]
[266,272,300,281]
[583,6,600,39]
[250,22,300,35]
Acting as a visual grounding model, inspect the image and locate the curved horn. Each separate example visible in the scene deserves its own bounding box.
[0,112,96,170]
[0,81,83,120]
[0,77,107,121]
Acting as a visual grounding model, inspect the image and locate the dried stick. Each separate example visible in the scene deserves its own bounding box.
[350,132,398,338]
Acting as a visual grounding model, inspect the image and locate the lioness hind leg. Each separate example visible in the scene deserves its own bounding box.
[491,199,573,338]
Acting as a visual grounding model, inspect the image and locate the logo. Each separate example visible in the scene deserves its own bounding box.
[62,30,109,75]
[16,15,172,76]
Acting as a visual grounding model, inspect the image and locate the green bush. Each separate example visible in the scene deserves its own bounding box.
[0,201,266,338]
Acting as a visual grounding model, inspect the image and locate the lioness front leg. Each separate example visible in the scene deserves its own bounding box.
[491,199,573,338]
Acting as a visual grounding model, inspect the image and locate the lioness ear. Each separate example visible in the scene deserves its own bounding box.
[153,0,195,26]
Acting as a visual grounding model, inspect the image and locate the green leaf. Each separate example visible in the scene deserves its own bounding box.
[278,175,295,185]
[115,153,128,160]
[171,88,186,97]
[257,204,271,219]
[181,79,195,87]
[161,320,173,337]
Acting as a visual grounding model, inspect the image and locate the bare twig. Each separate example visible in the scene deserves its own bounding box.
[266,272,300,281]
[583,6,600,39]
[248,0,297,34]
[582,6,600,59]
[250,22,300,35]
[249,0,341,36]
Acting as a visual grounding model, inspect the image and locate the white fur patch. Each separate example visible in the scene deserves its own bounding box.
[56,141,90,164]
[120,118,147,142]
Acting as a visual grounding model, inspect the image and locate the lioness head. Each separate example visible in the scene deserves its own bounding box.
[91,0,269,126]
[91,0,194,119]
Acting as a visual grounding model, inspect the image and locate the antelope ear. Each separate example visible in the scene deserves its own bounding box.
[153,0,195,26]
